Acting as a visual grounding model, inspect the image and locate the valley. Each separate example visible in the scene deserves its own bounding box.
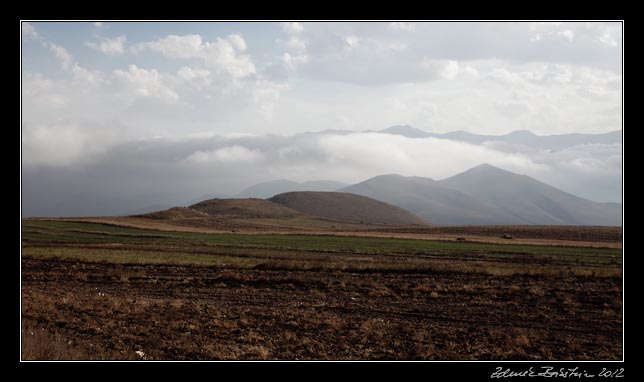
[21,219,622,360]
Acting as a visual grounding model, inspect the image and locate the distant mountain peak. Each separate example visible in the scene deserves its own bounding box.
[359,173,437,184]
[304,129,355,135]
[237,179,348,199]
[342,164,621,226]
[377,125,431,138]
[371,173,407,179]
[464,163,510,174]
[506,129,537,137]
[385,125,418,130]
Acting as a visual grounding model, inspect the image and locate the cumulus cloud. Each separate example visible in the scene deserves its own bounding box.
[112,64,179,103]
[529,22,575,43]
[21,22,622,216]
[186,145,264,164]
[132,34,256,78]
[22,122,114,167]
[45,42,74,70]
[22,22,39,39]
[86,35,126,55]
[25,35,284,139]
[132,34,203,58]
[282,22,621,86]
[177,66,211,86]
[440,60,459,80]
[388,22,415,32]
[282,22,304,34]
[343,35,360,51]
[486,67,527,85]
[43,41,104,85]
[282,52,309,70]
[286,36,306,50]
[598,33,617,47]
[462,65,479,78]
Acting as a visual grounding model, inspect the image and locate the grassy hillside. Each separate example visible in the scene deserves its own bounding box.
[269,191,430,226]
[189,198,301,218]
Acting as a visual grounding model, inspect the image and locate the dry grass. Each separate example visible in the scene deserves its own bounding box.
[20,220,622,360]
[21,320,137,360]
[21,256,622,360]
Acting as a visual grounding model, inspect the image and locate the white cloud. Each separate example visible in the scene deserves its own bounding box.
[286,36,307,50]
[186,145,264,164]
[388,22,416,32]
[462,65,479,78]
[21,22,624,216]
[45,42,74,70]
[132,34,256,79]
[94,22,105,28]
[313,133,537,181]
[598,32,618,47]
[226,34,247,52]
[486,67,526,85]
[282,22,304,34]
[177,66,211,83]
[86,35,126,55]
[282,52,309,70]
[421,60,460,80]
[344,35,360,52]
[22,122,113,167]
[495,100,534,118]
[202,35,256,78]
[132,34,203,58]
[529,22,575,43]
[22,22,38,39]
[440,60,459,80]
[43,42,104,85]
[560,29,575,42]
[25,33,284,140]
[22,73,67,108]
[112,64,179,103]
[21,130,622,217]
[70,63,103,85]
[576,86,617,101]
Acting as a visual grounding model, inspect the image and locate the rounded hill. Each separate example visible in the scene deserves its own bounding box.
[189,198,301,218]
[269,191,430,226]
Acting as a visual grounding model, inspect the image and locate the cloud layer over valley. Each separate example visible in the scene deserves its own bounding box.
[22,129,621,216]
[21,22,622,216]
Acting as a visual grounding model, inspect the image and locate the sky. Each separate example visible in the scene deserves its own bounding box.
[21,21,623,216]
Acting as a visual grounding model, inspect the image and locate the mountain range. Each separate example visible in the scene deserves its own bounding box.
[237,180,347,199]
[227,164,620,226]
[340,164,621,226]
[371,125,622,150]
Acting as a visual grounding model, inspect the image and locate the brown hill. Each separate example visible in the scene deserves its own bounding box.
[135,207,209,220]
[189,198,302,218]
[269,192,430,226]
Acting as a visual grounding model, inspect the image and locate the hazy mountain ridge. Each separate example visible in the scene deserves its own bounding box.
[373,125,622,150]
[237,180,348,199]
[341,164,621,226]
[269,191,430,226]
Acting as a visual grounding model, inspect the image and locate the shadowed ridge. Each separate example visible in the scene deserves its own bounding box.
[269,191,430,226]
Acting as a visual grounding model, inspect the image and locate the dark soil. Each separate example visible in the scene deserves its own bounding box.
[21,257,622,360]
